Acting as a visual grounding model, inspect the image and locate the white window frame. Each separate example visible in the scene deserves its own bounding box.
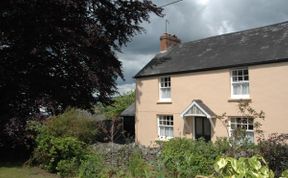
[159,76,171,101]
[158,115,174,140]
[230,68,250,99]
[229,117,254,143]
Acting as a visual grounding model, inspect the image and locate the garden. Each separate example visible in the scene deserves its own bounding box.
[3,108,285,178]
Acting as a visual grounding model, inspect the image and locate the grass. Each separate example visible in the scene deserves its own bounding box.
[0,162,59,178]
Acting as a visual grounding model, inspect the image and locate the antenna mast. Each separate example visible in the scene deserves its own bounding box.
[165,19,169,33]
[160,0,184,8]
[160,0,184,33]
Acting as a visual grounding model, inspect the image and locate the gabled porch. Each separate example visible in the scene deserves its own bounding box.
[181,100,216,141]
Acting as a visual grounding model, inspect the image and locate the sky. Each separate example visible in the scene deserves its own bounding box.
[116,0,288,94]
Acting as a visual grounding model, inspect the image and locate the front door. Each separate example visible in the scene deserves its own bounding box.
[195,117,211,141]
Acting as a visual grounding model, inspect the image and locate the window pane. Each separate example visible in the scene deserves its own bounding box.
[242,83,249,95]
[244,75,249,81]
[160,127,165,137]
[246,132,254,143]
[238,70,243,75]
[161,88,171,99]
[244,69,248,75]
[242,118,247,124]
[233,84,241,95]
[165,127,173,137]
[248,124,253,130]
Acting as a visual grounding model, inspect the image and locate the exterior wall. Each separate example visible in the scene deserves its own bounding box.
[135,62,288,146]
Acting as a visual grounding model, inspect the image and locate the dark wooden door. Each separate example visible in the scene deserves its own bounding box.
[195,117,211,141]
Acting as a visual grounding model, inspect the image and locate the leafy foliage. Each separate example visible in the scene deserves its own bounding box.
[78,154,105,178]
[45,108,98,144]
[281,169,288,178]
[99,91,135,119]
[160,138,225,178]
[258,133,288,177]
[0,0,162,151]
[210,156,274,178]
[216,102,264,158]
[56,158,79,178]
[128,150,151,178]
[30,132,87,175]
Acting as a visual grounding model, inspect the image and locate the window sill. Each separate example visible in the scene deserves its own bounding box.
[157,100,172,104]
[156,137,173,142]
[228,98,252,102]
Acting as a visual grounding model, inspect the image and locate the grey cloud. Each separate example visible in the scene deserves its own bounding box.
[116,52,155,85]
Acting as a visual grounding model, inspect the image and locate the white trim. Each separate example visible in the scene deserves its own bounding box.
[228,117,254,143]
[157,115,174,140]
[230,68,250,99]
[159,76,171,101]
[180,101,215,128]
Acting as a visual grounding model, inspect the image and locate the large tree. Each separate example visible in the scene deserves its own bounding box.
[0,0,162,151]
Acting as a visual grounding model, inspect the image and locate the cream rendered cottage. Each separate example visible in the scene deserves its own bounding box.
[134,21,288,146]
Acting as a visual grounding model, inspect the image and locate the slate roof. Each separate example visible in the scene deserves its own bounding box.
[135,21,288,78]
[120,102,135,117]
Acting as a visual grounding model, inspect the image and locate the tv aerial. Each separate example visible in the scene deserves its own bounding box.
[159,0,184,33]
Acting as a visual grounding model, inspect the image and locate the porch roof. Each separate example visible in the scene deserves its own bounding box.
[180,100,216,118]
[181,100,216,128]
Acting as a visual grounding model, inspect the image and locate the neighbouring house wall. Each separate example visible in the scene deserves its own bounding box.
[135,62,288,146]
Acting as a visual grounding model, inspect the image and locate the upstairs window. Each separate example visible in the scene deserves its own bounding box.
[160,76,171,101]
[231,68,249,99]
[229,117,254,143]
[158,115,174,139]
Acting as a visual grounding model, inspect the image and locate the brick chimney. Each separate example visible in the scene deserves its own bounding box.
[160,33,181,53]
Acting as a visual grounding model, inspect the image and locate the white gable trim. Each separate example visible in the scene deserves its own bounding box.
[181,101,215,128]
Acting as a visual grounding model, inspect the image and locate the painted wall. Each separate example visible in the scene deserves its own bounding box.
[135,62,288,146]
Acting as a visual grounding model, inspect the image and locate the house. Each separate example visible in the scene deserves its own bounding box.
[134,21,288,146]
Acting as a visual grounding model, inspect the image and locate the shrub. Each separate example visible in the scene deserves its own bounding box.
[30,133,87,175]
[46,108,98,144]
[160,138,224,178]
[258,133,288,177]
[56,158,79,178]
[128,151,151,177]
[79,154,105,178]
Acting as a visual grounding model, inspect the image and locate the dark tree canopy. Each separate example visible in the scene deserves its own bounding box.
[0,0,162,151]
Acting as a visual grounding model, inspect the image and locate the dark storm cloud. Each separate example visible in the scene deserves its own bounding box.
[117,0,288,93]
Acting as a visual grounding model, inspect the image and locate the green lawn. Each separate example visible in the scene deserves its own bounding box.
[0,163,59,178]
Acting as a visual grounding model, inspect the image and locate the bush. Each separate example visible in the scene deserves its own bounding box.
[56,158,79,177]
[160,138,224,178]
[128,151,151,177]
[46,108,98,144]
[258,133,288,177]
[30,133,87,175]
[79,154,105,178]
